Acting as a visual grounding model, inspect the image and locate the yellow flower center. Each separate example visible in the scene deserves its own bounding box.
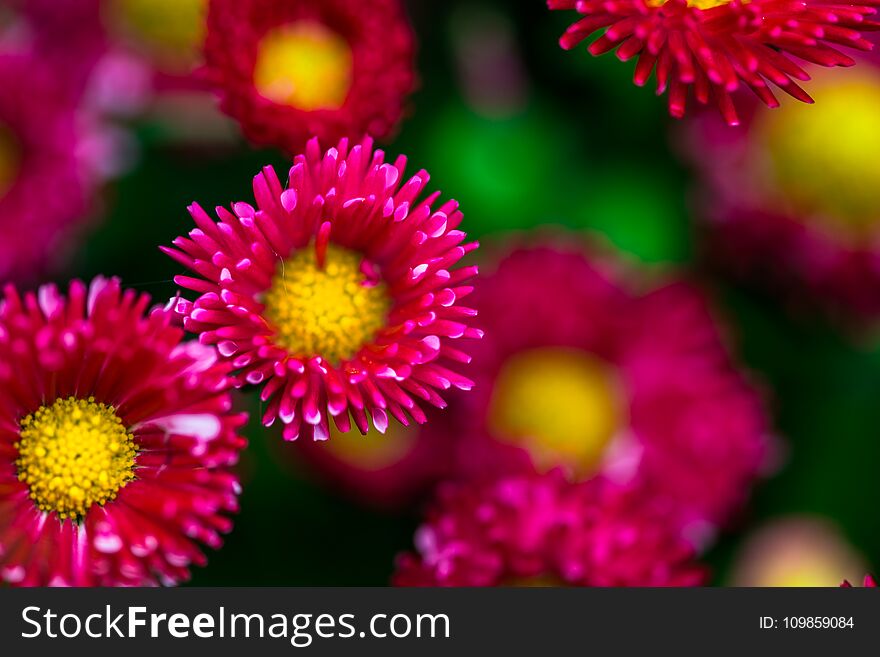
[322,419,418,470]
[104,0,207,73]
[253,21,353,111]
[264,243,392,365]
[645,0,736,8]
[731,520,868,587]
[767,563,851,588]
[504,575,566,587]
[757,69,880,239]
[15,397,137,520]
[0,121,20,199]
[487,347,626,476]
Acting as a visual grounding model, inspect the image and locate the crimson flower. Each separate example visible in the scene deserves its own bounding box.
[0,278,247,586]
[549,0,880,124]
[203,0,415,152]
[164,137,481,441]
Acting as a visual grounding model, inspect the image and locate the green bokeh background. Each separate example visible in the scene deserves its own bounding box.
[62,0,879,584]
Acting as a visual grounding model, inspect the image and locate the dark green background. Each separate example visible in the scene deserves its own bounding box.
[62,0,880,584]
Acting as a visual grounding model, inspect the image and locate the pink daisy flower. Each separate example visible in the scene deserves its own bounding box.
[203,0,415,152]
[163,137,481,442]
[549,0,880,125]
[842,574,878,586]
[448,244,769,539]
[0,53,94,283]
[0,278,248,586]
[284,408,456,510]
[393,472,707,586]
[684,60,880,323]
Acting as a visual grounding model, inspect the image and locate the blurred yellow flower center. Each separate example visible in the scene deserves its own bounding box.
[729,518,868,587]
[253,21,353,111]
[765,564,849,588]
[323,419,417,470]
[264,244,391,364]
[15,397,137,521]
[487,347,625,476]
[0,122,20,199]
[505,575,566,587]
[105,0,206,72]
[758,70,880,239]
[646,0,736,8]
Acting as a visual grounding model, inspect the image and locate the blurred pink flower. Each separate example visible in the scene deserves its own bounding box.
[6,0,105,93]
[0,278,248,586]
[448,244,770,540]
[15,0,216,126]
[394,471,707,586]
[684,59,880,324]
[0,53,98,283]
[203,0,415,153]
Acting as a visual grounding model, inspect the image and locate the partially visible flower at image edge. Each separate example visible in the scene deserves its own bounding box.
[841,574,878,587]
[17,0,218,123]
[203,0,415,152]
[0,53,96,283]
[727,516,870,586]
[682,63,880,323]
[393,471,707,586]
[163,136,482,441]
[548,0,880,125]
[7,0,106,92]
[0,278,248,586]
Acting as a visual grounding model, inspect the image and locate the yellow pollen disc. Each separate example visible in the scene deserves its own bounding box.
[757,69,880,239]
[15,397,137,520]
[253,21,354,111]
[487,347,625,476]
[264,243,392,365]
[0,121,20,199]
[322,419,417,470]
[104,0,207,72]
